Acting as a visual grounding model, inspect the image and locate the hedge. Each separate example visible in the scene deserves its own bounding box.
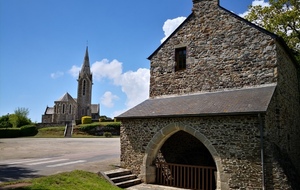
[20,125,38,137]
[0,128,21,138]
[0,125,38,138]
[81,116,92,124]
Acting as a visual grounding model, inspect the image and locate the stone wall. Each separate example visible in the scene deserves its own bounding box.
[264,42,300,188]
[149,0,277,98]
[120,0,300,189]
[121,116,261,189]
[120,115,296,189]
[54,101,77,123]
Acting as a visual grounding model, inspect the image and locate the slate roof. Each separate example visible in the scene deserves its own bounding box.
[91,104,99,114]
[45,107,54,115]
[56,92,75,102]
[117,85,276,119]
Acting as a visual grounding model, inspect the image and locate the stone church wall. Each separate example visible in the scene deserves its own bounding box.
[120,115,296,189]
[149,0,277,98]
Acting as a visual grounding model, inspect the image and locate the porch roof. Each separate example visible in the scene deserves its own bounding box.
[117,84,276,119]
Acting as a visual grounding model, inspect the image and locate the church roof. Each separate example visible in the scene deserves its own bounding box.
[117,84,276,119]
[56,92,75,102]
[91,104,99,114]
[45,107,54,115]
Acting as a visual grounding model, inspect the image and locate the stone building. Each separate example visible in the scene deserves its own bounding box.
[116,0,300,189]
[42,47,100,124]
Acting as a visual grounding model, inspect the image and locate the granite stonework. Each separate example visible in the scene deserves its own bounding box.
[149,0,277,97]
[118,0,300,189]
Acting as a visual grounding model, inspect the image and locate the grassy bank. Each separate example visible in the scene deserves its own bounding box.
[35,122,120,138]
[0,170,121,190]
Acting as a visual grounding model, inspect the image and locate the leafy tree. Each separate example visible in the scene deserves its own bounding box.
[9,107,31,128]
[0,114,13,128]
[245,0,300,63]
[14,107,30,118]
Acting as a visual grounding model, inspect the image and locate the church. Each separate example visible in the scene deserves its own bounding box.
[42,47,100,124]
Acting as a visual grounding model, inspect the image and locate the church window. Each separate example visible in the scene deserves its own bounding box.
[175,47,186,71]
[83,80,86,96]
[69,105,72,114]
[62,104,65,114]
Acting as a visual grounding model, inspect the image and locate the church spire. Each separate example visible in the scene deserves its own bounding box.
[80,46,91,76]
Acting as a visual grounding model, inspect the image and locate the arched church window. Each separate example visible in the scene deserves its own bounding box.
[69,105,72,114]
[83,80,86,96]
[62,104,65,114]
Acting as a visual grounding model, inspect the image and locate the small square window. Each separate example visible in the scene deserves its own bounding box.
[175,47,186,71]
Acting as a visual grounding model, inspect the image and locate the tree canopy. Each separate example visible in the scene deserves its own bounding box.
[3,107,32,128]
[245,0,300,63]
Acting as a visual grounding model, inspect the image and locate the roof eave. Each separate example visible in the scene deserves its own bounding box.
[116,111,266,120]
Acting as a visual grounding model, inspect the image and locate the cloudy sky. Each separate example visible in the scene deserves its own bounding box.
[0,0,270,122]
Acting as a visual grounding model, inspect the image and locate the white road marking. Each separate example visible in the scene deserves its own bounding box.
[3,158,52,165]
[26,159,69,166]
[47,160,86,168]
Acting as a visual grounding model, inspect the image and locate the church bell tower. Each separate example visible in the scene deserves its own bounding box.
[77,46,93,120]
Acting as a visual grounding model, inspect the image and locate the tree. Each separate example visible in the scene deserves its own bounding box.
[9,107,31,128]
[0,114,13,128]
[245,0,300,63]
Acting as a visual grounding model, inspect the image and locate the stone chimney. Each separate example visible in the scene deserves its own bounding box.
[192,0,219,13]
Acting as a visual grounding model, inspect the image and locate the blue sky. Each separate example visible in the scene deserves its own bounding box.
[0,0,269,122]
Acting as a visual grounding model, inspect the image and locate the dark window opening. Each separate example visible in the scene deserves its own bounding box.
[69,105,72,114]
[83,80,86,96]
[62,104,65,114]
[175,47,186,71]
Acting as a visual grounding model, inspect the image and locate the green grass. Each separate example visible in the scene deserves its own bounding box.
[34,122,120,138]
[0,170,121,190]
[34,127,65,138]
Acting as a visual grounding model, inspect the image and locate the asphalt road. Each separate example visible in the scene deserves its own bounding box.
[0,138,120,183]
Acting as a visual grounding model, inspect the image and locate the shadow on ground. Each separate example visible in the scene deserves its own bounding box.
[0,165,41,183]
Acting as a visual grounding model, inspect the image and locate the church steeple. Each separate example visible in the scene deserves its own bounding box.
[79,46,91,77]
[76,46,93,120]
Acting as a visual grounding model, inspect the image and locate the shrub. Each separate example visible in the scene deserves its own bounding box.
[106,123,120,130]
[0,115,13,128]
[79,124,98,132]
[103,132,112,138]
[0,128,20,138]
[81,116,92,124]
[20,125,38,137]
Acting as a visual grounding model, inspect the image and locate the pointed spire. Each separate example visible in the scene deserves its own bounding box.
[80,46,91,76]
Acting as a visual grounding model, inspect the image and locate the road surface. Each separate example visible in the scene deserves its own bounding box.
[0,138,120,183]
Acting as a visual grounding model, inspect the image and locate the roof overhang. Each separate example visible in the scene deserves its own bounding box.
[116,84,276,119]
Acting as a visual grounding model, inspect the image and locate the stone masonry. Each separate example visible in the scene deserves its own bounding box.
[117,0,300,189]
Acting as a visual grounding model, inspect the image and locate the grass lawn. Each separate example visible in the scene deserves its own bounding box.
[0,170,121,190]
[35,122,120,138]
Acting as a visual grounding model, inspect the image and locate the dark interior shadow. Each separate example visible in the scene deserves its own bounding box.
[0,164,42,183]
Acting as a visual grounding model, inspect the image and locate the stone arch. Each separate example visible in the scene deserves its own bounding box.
[141,122,228,190]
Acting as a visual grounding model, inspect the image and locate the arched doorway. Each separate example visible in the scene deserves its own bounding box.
[141,123,225,190]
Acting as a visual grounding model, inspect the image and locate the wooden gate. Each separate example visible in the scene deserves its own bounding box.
[156,162,216,190]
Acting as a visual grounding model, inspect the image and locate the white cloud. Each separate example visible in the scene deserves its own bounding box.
[239,0,270,18]
[50,71,64,79]
[68,65,81,78]
[69,59,150,117]
[115,68,150,109]
[161,16,186,43]
[101,91,119,108]
[91,59,123,81]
